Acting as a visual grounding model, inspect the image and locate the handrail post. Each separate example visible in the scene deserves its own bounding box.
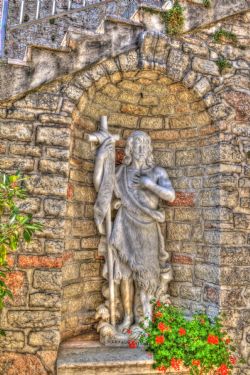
[19,0,25,24]
[0,0,9,59]
[68,0,72,10]
[36,0,41,20]
[52,0,56,16]
[83,0,86,6]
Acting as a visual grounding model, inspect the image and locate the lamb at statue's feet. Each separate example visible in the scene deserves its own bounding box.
[117,314,133,333]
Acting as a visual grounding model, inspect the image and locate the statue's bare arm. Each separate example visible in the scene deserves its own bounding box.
[133,167,175,202]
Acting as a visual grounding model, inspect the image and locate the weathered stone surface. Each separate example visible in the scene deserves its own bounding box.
[167,223,192,241]
[26,175,67,197]
[7,310,60,328]
[176,149,198,166]
[180,286,201,301]
[172,266,193,282]
[167,50,189,81]
[10,144,42,157]
[0,353,47,375]
[195,263,219,284]
[30,292,61,308]
[80,262,101,278]
[44,199,67,217]
[154,150,174,167]
[0,331,25,350]
[28,330,60,348]
[33,270,62,291]
[0,123,33,141]
[36,126,70,147]
[192,57,219,76]
[221,267,250,286]
[39,159,68,176]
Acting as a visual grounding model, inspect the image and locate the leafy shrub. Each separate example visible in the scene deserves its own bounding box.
[162,1,184,35]
[0,172,42,329]
[129,302,241,374]
[213,28,237,44]
[216,57,232,73]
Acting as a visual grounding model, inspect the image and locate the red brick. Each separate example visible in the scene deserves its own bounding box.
[7,254,15,267]
[5,271,25,296]
[168,192,195,207]
[67,183,74,200]
[172,254,193,265]
[18,255,63,268]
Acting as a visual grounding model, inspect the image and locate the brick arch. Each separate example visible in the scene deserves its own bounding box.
[60,39,236,339]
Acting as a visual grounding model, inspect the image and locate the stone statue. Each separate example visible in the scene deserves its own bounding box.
[86,116,175,345]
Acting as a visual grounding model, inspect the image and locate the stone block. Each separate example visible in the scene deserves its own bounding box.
[192,57,219,76]
[80,262,101,278]
[26,175,67,197]
[108,113,138,128]
[73,186,96,202]
[63,263,80,282]
[176,149,198,166]
[21,239,43,254]
[221,247,250,266]
[0,123,33,141]
[73,139,95,160]
[140,117,163,130]
[193,77,211,97]
[180,286,201,301]
[36,126,70,147]
[174,208,201,221]
[101,84,120,98]
[40,113,73,126]
[118,80,142,93]
[154,150,174,167]
[121,103,149,116]
[94,92,121,111]
[18,197,41,214]
[221,267,250,286]
[30,292,61,308]
[71,220,97,237]
[150,130,180,141]
[167,49,189,81]
[204,285,220,304]
[139,95,158,106]
[7,310,60,328]
[6,109,36,121]
[201,144,242,164]
[28,330,60,348]
[167,223,192,241]
[15,92,59,110]
[220,288,247,308]
[0,157,34,172]
[0,331,25,350]
[170,115,193,129]
[194,263,219,284]
[39,159,68,176]
[5,271,27,306]
[172,265,193,282]
[10,144,42,157]
[33,270,62,291]
[81,237,100,249]
[44,199,67,217]
[0,353,47,375]
[46,147,70,161]
[65,85,83,102]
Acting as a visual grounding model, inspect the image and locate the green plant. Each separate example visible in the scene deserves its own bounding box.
[0,173,42,325]
[216,57,232,73]
[49,18,55,25]
[129,302,241,374]
[202,0,211,8]
[213,28,237,44]
[162,1,184,35]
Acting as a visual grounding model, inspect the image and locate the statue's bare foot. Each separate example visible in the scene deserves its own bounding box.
[117,315,133,333]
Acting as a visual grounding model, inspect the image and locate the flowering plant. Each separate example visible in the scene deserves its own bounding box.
[130,302,242,375]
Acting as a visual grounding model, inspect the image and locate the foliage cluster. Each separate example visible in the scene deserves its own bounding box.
[162,1,184,35]
[0,172,42,331]
[216,57,232,73]
[202,0,211,8]
[213,28,237,44]
[129,302,241,375]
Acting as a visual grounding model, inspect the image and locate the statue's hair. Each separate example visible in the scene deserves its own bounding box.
[123,131,155,167]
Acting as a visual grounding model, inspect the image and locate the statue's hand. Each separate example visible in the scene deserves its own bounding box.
[132,173,154,189]
[97,137,114,158]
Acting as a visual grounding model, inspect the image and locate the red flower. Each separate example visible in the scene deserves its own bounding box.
[229,356,237,365]
[156,300,161,307]
[207,334,219,345]
[128,340,137,349]
[127,329,132,335]
[157,365,167,373]
[155,335,165,344]
[179,327,186,336]
[158,322,170,332]
[171,358,181,371]
[192,360,201,367]
[217,364,229,375]
[225,338,230,344]
[155,311,163,319]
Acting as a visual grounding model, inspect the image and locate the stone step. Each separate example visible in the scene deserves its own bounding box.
[57,337,189,375]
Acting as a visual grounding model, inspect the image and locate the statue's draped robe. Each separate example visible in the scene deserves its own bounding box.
[110,165,166,295]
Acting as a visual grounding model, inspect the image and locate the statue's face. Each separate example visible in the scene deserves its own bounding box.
[132,135,148,162]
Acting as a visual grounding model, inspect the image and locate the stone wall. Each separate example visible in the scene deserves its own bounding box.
[0,9,249,375]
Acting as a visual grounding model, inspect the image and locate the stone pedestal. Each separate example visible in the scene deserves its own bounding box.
[57,336,189,375]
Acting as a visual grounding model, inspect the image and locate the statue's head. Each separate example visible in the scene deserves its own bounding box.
[123,131,154,167]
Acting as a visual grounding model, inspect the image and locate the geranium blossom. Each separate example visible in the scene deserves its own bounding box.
[179,327,186,336]
[207,334,219,345]
[155,335,165,344]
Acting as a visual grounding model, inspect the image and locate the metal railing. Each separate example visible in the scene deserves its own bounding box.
[19,0,90,25]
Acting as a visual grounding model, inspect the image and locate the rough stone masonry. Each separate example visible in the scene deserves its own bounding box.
[0,1,249,374]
